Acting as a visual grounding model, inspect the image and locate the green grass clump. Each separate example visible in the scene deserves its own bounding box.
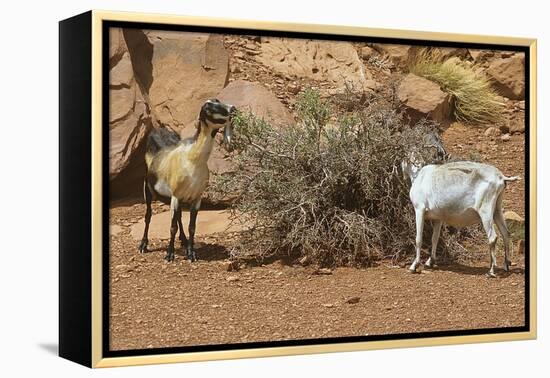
[410,49,505,125]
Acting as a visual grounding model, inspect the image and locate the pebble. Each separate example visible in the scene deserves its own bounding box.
[346,297,361,304]
[315,268,333,275]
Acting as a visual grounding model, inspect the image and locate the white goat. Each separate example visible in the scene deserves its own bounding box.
[402,160,520,277]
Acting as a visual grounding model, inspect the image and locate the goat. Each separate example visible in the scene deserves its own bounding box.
[138,99,236,262]
[402,160,520,277]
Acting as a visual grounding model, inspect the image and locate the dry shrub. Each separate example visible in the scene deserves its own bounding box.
[211,88,467,267]
[410,49,505,125]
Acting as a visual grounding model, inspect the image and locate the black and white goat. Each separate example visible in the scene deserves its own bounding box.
[402,158,520,277]
[138,99,236,262]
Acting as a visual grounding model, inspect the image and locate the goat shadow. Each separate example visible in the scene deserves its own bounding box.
[426,262,525,277]
[144,241,230,262]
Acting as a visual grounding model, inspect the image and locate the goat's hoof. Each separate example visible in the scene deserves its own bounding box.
[486,272,497,278]
[504,261,511,272]
[408,267,419,274]
[164,253,174,263]
[186,249,197,262]
[138,240,148,254]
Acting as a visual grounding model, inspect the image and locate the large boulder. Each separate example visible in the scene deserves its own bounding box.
[371,43,417,68]
[217,80,294,128]
[256,37,375,91]
[206,80,295,175]
[397,73,452,125]
[145,30,230,131]
[436,47,470,60]
[468,49,496,63]
[109,28,152,179]
[486,55,525,100]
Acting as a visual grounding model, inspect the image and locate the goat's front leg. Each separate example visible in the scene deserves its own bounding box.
[187,199,201,262]
[409,208,425,273]
[138,180,152,254]
[177,206,188,250]
[165,196,180,262]
[425,221,442,268]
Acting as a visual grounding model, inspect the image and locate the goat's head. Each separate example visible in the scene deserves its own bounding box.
[402,131,448,183]
[198,99,236,146]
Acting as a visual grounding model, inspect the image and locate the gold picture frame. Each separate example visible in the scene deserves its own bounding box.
[59,9,537,368]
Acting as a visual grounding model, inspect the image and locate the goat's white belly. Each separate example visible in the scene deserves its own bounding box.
[425,207,480,227]
[154,179,172,198]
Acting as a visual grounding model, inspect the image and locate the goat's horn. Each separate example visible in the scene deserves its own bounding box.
[223,122,233,146]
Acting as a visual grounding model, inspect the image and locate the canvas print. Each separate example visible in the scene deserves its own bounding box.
[108,27,527,351]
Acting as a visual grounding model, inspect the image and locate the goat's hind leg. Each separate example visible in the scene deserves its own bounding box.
[494,204,512,272]
[409,208,425,273]
[177,205,188,251]
[165,196,180,262]
[480,209,498,278]
[425,221,442,268]
[138,180,153,254]
[187,199,201,262]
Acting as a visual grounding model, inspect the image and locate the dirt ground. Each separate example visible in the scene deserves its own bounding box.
[109,122,526,351]
[109,218,525,350]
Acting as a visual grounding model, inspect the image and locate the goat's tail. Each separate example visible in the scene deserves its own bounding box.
[504,176,521,188]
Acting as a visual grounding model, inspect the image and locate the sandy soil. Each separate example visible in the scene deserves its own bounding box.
[109,171,526,351]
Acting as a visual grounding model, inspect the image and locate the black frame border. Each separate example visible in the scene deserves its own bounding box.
[101,19,531,359]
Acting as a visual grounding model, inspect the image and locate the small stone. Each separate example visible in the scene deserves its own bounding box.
[114,264,131,271]
[299,256,310,266]
[499,124,510,134]
[315,268,333,275]
[222,261,239,272]
[360,46,376,59]
[288,83,301,95]
[322,303,334,308]
[346,296,361,304]
[500,133,511,141]
[510,121,525,134]
[484,127,501,137]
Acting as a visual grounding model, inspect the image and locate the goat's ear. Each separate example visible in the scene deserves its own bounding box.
[199,105,207,123]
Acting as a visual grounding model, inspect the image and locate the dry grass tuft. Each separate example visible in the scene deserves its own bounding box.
[409,49,505,125]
